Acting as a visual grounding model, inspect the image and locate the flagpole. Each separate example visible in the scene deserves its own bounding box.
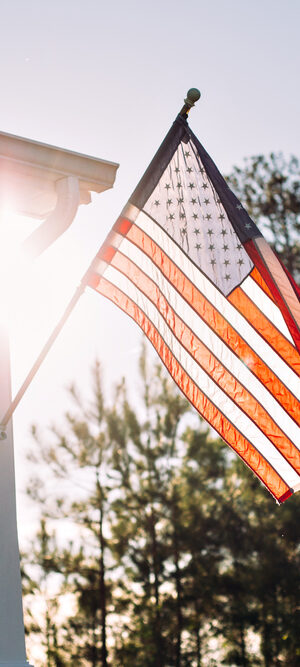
[0,88,201,431]
[0,281,86,429]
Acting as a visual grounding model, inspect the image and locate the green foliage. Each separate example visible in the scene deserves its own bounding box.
[23,349,300,666]
[21,519,70,666]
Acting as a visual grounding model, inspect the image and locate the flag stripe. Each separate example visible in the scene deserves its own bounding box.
[107,240,300,447]
[254,238,300,328]
[114,215,300,423]
[251,266,276,301]
[92,273,293,503]
[102,264,299,487]
[245,238,300,352]
[241,275,294,345]
[133,212,300,398]
[104,245,300,471]
[229,283,300,375]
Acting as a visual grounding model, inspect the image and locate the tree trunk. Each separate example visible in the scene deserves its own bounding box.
[195,622,201,667]
[149,511,164,667]
[46,607,51,667]
[172,497,183,667]
[173,532,183,667]
[97,472,108,667]
[239,618,248,667]
[91,609,98,667]
[273,586,281,667]
[261,598,272,667]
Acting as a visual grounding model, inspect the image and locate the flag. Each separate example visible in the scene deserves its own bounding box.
[85,114,300,503]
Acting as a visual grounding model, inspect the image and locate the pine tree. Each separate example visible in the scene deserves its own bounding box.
[23,348,300,666]
[106,350,191,666]
[25,361,116,666]
[22,518,69,666]
[105,347,229,666]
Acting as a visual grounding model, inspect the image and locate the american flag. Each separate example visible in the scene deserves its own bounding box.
[86,115,300,503]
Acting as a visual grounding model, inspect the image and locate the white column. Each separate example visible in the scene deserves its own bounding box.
[0,326,34,667]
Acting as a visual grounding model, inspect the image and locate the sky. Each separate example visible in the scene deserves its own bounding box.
[0,0,300,544]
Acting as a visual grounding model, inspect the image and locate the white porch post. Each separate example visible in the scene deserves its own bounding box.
[0,326,33,667]
[0,129,118,666]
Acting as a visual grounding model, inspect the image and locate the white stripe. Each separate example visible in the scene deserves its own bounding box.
[242,276,294,344]
[255,237,300,329]
[103,264,300,489]
[117,236,300,447]
[135,211,300,395]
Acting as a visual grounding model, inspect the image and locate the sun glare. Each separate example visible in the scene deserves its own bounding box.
[0,203,97,401]
[0,206,79,328]
[0,208,34,326]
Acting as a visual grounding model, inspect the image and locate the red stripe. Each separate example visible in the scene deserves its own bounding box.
[245,239,300,353]
[100,245,117,264]
[88,273,101,289]
[278,488,294,503]
[94,276,290,503]
[108,248,300,473]
[114,221,300,424]
[113,217,132,236]
[251,266,276,301]
[229,279,300,377]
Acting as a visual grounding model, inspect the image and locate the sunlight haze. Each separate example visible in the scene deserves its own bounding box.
[0,0,299,543]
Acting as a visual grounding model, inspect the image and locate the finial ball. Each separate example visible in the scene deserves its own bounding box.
[186,88,201,103]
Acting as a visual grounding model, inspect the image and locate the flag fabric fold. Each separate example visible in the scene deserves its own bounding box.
[85,114,300,503]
